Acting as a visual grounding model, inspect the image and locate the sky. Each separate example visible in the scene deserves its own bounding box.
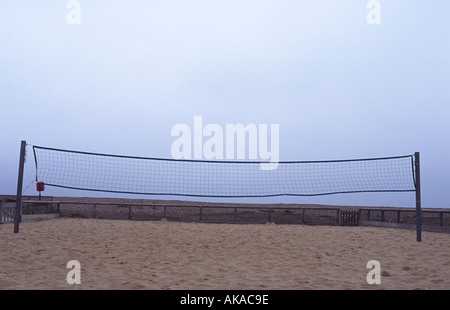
[1,1,449,208]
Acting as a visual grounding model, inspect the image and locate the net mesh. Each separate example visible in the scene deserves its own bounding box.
[33,145,416,197]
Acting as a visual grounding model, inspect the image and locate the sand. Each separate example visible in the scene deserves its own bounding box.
[0,218,449,290]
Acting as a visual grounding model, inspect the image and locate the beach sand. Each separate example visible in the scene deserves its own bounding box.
[1,218,449,290]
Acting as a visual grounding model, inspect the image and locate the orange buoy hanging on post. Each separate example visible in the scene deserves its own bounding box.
[36,181,45,200]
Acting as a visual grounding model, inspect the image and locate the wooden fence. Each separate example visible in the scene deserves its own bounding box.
[2,196,449,234]
[359,208,450,233]
[340,210,359,226]
[0,202,15,224]
[57,201,341,226]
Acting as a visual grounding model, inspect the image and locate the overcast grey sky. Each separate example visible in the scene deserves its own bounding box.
[1,1,449,208]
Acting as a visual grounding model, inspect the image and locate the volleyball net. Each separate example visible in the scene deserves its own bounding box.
[12,141,421,241]
[31,145,417,198]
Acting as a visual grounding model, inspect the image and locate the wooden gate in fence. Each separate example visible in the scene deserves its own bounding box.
[341,210,359,226]
[0,202,15,224]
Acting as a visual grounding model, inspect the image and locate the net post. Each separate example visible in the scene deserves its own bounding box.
[414,152,422,242]
[14,140,27,233]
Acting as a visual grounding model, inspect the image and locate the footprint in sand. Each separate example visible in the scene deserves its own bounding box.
[430,279,445,284]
